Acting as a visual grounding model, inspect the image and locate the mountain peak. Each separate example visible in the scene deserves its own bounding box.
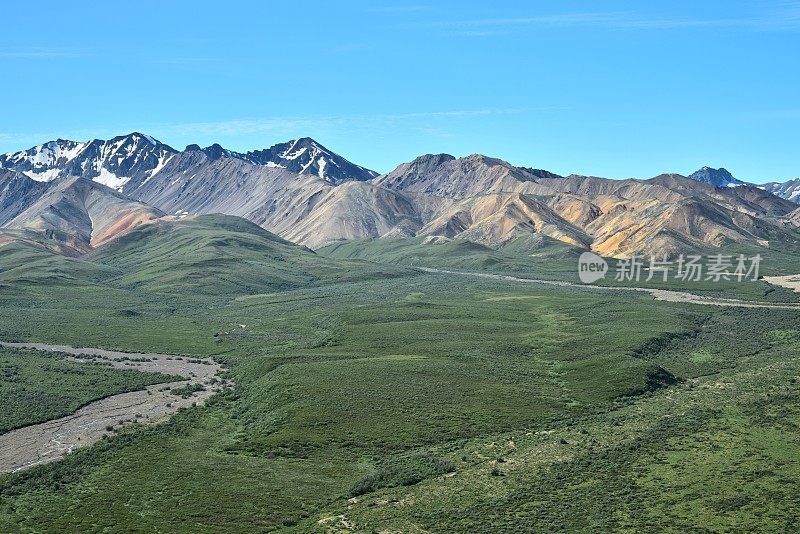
[410,153,456,165]
[293,136,319,145]
[0,133,177,191]
[461,153,518,169]
[374,152,545,198]
[688,166,745,188]
[112,132,163,147]
[242,138,377,184]
[200,143,232,161]
[699,165,731,175]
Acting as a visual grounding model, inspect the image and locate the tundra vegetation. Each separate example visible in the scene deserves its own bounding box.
[0,217,799,532]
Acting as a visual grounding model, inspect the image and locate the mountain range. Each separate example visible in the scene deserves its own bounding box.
[1,132,799,258]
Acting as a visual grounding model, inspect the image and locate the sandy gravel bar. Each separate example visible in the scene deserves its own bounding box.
[764,274,800,294]
[0,342,230,473]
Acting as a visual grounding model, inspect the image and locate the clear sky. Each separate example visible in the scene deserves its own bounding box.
[1,1,798,182]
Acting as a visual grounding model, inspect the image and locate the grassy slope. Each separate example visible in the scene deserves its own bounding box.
[0,241,118,287]
[320,234,800,303]
[87,215,405,296]
[0,218,799,531]
[311,308,800,532]
[320,234,583,279]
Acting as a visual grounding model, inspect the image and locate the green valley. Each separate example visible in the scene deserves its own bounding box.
[1,215,798,531]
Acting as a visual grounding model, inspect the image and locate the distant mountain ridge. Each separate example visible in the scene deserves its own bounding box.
[1,133,799,258]
[0,133,176,190]
[0,134,377,192]
[763,178,800,203]
[372,153,544,198]
[684,166,800,205]
[185,137,378,184]
[371,155,798,256]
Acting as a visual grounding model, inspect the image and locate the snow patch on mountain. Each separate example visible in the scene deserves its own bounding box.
[688,166,747,188]
[241,137,378,184]
[763,178,800,204]
[94,168,129,190]
[0,134,377,191]
[141,153,175,187]
[1,140,88,181]
[25,168,62,182]
[0,133,178,193]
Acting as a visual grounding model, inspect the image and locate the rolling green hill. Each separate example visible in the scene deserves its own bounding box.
[0,239,118,287]
[87,214,406,295]
[1,215,407,298]
[319,234,584,280]
[319,234,800,303]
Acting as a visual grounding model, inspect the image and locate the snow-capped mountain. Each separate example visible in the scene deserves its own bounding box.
[0,134,377,192]
[239,137,378,184]
[763,178,800,204]
[0,139,89,183]
[183,137,378,184]
[0,133,178,191]
[686,167,800,203]
[687,166,747,188]
[3,132,798,258]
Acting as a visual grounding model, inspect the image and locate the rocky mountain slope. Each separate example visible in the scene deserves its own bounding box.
[236,137,378,184]
[1,174,162,254]
[0,134,376,194]
[0,133,176,191]
[787,206,800,227]
[371,155,797,255]
[764,178,800,204]
[687,166,746,188]
[0,169,52,226]
[1,133,798,257]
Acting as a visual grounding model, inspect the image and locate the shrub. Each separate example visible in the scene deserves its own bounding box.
[349,455,457,497]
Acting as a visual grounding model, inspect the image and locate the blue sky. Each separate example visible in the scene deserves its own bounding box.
[1,1,798,182]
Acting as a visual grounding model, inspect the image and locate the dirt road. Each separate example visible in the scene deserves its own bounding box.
[0,342,230,473]
[418,268,800,310]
